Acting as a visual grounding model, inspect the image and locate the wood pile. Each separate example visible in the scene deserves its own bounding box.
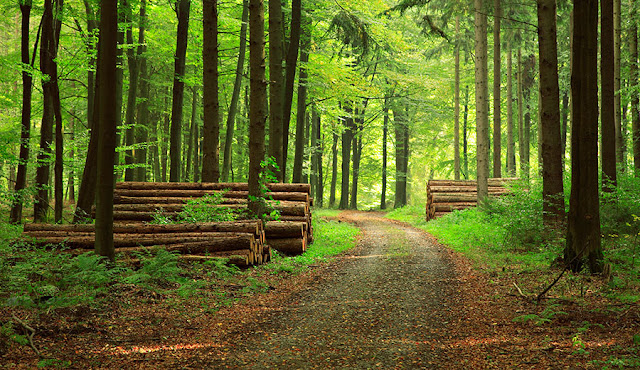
[425,178,517,221]
[22,221,269,267]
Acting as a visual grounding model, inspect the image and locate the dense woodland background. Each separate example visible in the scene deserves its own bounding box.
[0,0,638,269]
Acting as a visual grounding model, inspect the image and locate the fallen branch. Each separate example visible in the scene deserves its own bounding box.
[513,282,527,297]
[11,314,41,357]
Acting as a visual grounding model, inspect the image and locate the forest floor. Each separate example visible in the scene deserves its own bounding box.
[2,211,639,368]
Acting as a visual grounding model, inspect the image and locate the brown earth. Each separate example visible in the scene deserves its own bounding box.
[2,211,638,369]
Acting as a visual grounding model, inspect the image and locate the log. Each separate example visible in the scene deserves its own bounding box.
[114,190,309,202]
[433,202,477,212]
[102,201,307,217]
[22,220,262,234]
[426,178,518,187]
[116,242,255,256]
[427,186,510,193]
[269,236,306,255]
[115,182,311,194]
[431,193,480,203]
[264,221,306,238]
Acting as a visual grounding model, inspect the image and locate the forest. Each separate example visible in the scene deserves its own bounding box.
[0,0,640,367]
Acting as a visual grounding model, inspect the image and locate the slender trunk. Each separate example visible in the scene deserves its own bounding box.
[222,0,248,182]
[537,0,565,224]
[381,100,388,209]
[566,0,603,273]
[350,110,363,210]
[248,0,267,216]
[292,30,309,183]
[11,1,33,224]
[463,85,469,179]
[282,0,301,180]
[394,105,408,208]
[314,112,323,207]
[123,0,139,182]
[186,89,198,181]
[517,47,525,178]
[614,0,624,165]
[601,0,617,190]
[492,0,501,178]
[162,90,169,181]
[170,0,191,182]
[329,130,338,207]
[95,0,118,261]
[631,0,640,171]
[475,0,489,201]
[68,114,75,201]
[561,91,569,160]
[339,111,353,209]
[506,43,516,175]
[202,0,220,182]
[134,11,149,182]
[454,15,461,180]
[268,0,284,180]
[310,107,318,197]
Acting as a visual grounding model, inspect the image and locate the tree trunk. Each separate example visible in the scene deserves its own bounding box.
[463,85,469,179]
[381,99,389,209]
[329,129,338,207]
[454,15,461,180]
[474,0,489,201]
[222,0,248,182]
[561,91,569,160]
[339,110,353,210]
[537,0,565,225]
[292,36,309,183]
[185,89,197,181]
[268,0,284,180]
[394,105,408,208]
[248,0,267,216]
[68,114,75,201]
[566,0,603,273]
[631,0,640,171]
[282,0,302,180]
[170,0,191,182]
[11,1,33,224]
[162,89,169,181]
[314,111,323,207]
[202,0,220,183]
[350,110,363,210]
[492,0,501,178]
[601,0,617,190]
[134,3,148,183]
[517,47,525,178]
[614,0,624,166]
[506,43,516,176]
[123,0,139,182]
[310,106,318,196]
[95,0,118,261]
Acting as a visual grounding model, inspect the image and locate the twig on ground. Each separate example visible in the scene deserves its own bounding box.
[513,282,527,297]
[11,314,41,357]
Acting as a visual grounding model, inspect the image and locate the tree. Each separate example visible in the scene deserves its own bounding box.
[566,0,603,273]
[506,43,516,176]
[394,104,409,208]
[474,0,489,201]
[454,15,461,180]
[614,0,623,165]
[492,0,501,178]
[292,26,309,183]
[631,0,639,172]
[268,0,284,180]
[202,0,220,182]
[601,0,617,190]
[329,130,338,207]
[282,0,302,180]
[248,0,267,216]
[94,0,118,261]
[381,99,389,208]
[169,0,191,182]
[10,0,34,224]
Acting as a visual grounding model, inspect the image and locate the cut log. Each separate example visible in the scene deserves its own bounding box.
[115,182,311,194]
[22,220,262,234]
[114,190,309,202]
[264,221,306,238]
[432,202,478,212]
[426,178,518,187]
[269,236,306,255]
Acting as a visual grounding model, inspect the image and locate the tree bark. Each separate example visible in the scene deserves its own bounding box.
[474,0,489,202]
[506,43,516,176]
[94,0,118,261]
[11,0,33,224]
[202,0,220,183]
[292,29,309,183]
[601,0,617,190]
[454,15,461,180]
[248,0,267,216]
[134,2,149,182]
[170,0,191,182]
[463,85,469,179]
[537,0,565,224]
[185,88,197,181]
[268,0,284,180]
[339,108,353,209]
[381,99,389,209]
[123,0,139,182]
[329,129,338,207]
[282,0,302,180]
[631,0,640,171]
[614,0,623,166]
[350,109,363,209]
[394,104,408,208]
[566,0,603,273]
[310,106,318,197]
[492,0,501,178]
[314,110,323,207]
[222,0,248,182]
[517,46,525,178]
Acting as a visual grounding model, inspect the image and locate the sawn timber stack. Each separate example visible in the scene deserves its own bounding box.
[425,178,517,221]
[112,182,314,255]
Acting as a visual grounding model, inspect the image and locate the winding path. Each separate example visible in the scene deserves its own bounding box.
[220,211,465,368]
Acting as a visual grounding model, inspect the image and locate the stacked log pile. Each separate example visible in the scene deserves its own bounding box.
[22,221,269,267]
[111,182,313,255]
[425,178,517,221]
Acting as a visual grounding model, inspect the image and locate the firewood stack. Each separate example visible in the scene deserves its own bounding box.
[425,178,517,221]
[22,221,269,267]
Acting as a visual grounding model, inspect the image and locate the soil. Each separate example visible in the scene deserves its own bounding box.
[2,211,638,369]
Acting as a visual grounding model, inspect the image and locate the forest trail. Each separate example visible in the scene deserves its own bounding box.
[210,211,467,368]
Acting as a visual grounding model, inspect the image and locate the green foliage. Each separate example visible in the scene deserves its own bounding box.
[1,322,28,346]
[121,249,182,286]
[151,192,244,224]
[512,304,567,326]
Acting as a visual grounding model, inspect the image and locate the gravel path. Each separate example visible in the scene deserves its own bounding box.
[222,211,464,368]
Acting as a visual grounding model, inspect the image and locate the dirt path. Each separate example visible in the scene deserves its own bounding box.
[209,211,467,368]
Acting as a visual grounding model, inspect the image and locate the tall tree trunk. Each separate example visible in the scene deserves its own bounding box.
[601,0,617,190]
[95,0,118,261]
[614,0,624,166]
[394,105,408,208]
[11,0,33,224]
[350,109,363,210]
[339,110,353,210]
[310,107,318,197]
[123,0,139,182]
[631,0,640,172]
[292,29,309,183]
[454,15,461,180]
[185,89,198,181]
[248,0,267,216]
[222,0,248,182]
[83,0,97,145]
[492,0,502,178]
[268,0,284,180]
[381,99,389,209]
[517,47,525,178]
[506,43,516,175]
[475,0,489,201]
[170,0,191,182]
[68,113,75,201]
[202,0,220,182]
[162,90,170,181]
[135,4,149,183]
[463,85,469,179]
[566,0,603,273]
[561,91,569,160]
[314,110,323,207]
[537,0,565,225]
[282,0,301,180]
[329,130,338,207]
